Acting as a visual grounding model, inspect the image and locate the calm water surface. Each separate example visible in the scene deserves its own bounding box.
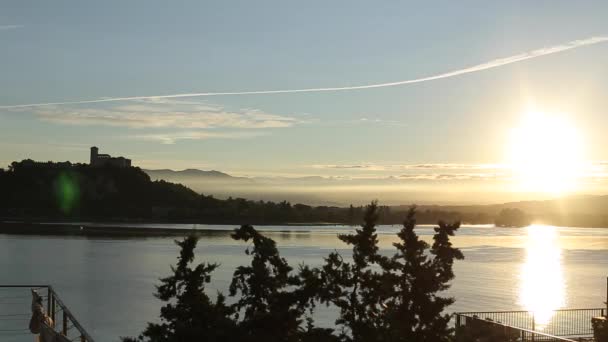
[1,224,607,341]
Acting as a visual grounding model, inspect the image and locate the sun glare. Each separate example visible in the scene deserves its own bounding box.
[507,111,585,193]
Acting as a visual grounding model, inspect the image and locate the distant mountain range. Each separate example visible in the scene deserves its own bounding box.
[144,169,334,183]
[142,169,343,205]
[144,168,248,180]
[143,168,608,227]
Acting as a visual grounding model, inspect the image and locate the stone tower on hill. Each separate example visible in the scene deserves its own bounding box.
[90,146,131,168]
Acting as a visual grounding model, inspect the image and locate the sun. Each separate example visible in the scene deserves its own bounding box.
[507,111,585,194]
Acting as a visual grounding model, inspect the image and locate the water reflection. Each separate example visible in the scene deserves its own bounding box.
[518,225,566,329]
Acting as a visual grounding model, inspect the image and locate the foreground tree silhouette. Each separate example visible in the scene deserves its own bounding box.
[122,237,236,342]
[124,201,463,342]
[307,201,390,341]
[381,209,464,342]
[123,228,336,342]
[229,225,330,342]
[310,202,464,342]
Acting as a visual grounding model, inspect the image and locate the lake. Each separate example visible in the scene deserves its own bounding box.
[1,224,607,341]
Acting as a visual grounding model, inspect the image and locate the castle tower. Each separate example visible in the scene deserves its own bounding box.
[90,146,98,165]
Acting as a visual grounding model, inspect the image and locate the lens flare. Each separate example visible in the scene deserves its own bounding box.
[55,173,79,214]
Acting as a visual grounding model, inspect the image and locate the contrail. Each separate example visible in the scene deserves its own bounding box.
[2,36,607,109]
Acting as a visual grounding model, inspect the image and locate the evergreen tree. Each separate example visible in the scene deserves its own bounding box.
[311,203,464,342]
[311,201,392,341]
[122,236,236,342]
[381,208,464,342]
[229,225,308,342]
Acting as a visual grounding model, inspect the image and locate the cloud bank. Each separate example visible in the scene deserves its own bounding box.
[312,163,505,171]
[134,131,266,144]
[32,99,297,129]
[1,35,606,109]
[21,99,298,143]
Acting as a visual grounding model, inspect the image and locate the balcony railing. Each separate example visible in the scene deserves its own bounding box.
[0,285,95,342]
[455,308,606,341]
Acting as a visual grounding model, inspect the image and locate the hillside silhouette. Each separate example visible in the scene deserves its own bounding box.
[0,160,486,225]
[2,160,608,227]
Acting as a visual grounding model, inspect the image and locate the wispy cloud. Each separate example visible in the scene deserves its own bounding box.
[0,141,89,152]
[25,99,298,130]
[313,117,408,127]
[0,25,23,31]
[397,173,506,181]
[1,35,607,109]
[133,130,266,144]
[312,163,506,171]
[311,162,608,182]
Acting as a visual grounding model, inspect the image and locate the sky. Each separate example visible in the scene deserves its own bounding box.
[2,1,608,204]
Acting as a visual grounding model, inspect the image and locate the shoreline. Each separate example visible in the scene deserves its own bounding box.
[0,221,352,237]
[1,221,606,238]
[0,222,217,237]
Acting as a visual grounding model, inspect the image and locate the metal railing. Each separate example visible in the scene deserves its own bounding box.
[0,285,95,342]
[455,314,579,341]
[455,308,605,340]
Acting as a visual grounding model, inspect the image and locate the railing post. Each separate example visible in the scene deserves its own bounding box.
[47,287,52,317]
[531,312,535,342]
[51,294,56,326]
[0,285,95,342]
[62,311,68,335]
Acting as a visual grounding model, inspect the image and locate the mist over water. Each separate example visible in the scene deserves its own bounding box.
[1,225,607,341]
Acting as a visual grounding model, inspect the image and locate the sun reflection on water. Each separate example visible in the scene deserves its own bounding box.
[518,225,566,329]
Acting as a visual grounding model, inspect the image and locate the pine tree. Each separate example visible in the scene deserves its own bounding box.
[382,207,464,342]
[122,236,236,342]
[229,224,309,342]
[311,201,392,341]
[311,203,464,342]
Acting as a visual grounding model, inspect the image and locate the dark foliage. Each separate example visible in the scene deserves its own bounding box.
[308,202,464,342]
[229,225,308,342]
[122,236,236,342]
[380,210,464,342]
[0,160,198,220]
[125,202,463,342]
[310,201,391,341]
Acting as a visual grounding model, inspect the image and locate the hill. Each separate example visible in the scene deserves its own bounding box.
[0,160,374,224]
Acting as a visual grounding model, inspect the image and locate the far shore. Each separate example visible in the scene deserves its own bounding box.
[1,220,606,238]
[0,221,351,237]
